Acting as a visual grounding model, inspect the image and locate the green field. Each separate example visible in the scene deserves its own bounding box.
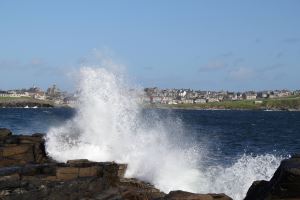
[0,96,33,101]
[151,96,300,110]
[0,96,56,107]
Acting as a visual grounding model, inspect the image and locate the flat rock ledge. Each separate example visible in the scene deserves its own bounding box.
[9,127,300,200]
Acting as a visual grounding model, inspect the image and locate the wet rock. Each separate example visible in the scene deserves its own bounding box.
[244,155,300,200]
[119,178,165,200]
[163,191,232,200]
[0,130,49,167]
[0,160,135,200]
[66,159,89,165]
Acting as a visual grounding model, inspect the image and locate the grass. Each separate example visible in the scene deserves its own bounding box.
[151,96,300,110]
[0,96,56,107]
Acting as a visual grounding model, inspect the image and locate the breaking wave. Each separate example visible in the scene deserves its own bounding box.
[46,64,284,200]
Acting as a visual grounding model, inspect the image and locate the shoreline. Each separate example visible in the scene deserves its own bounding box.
[0,97,71,108]
[144,104,300,112]
[1,105,300,112]
[1,96,300,111]
[145,96,300,111]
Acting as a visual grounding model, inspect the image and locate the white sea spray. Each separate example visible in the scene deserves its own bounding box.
[46,63,283,200]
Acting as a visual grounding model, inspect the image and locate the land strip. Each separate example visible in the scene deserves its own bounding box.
[149,96,300,111]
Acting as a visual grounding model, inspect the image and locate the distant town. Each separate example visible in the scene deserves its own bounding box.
[0,85,76,106]
[0,85,300,107]
[142,87,300,105]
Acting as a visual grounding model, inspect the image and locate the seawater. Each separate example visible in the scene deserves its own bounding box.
[0,108,300,199]
[0,68,299,200]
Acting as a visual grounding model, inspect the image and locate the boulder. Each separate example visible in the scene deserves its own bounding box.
[244,154,300,200]
[0,132,49,167]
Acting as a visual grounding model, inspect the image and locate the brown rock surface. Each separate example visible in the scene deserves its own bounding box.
[0,129,49,167]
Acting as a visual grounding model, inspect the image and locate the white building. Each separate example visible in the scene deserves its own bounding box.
[194,99,207,104]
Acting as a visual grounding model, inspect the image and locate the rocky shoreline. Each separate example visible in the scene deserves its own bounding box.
[0,100,54,108]
[0,128,299,200]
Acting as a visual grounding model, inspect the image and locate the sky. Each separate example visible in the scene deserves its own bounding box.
[0,0,299,92]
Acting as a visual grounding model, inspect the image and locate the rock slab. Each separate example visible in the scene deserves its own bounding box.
[0,130,49,167]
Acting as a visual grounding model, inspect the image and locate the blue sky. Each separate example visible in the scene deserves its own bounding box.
[0,0,299,91]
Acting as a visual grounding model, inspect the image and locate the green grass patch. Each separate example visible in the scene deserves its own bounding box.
[152,97,300,110]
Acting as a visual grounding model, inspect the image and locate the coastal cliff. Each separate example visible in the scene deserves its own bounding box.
[0,128,299,200]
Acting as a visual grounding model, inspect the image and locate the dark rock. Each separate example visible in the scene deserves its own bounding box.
[0,160,147,200]
[163,190,232,200]
[244,155,300,200]
[66,159,89,165]
[0,174,20,188]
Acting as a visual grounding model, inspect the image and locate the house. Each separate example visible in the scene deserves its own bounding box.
[161,96,173,104]
[182,99,194,104]
[257,92,268,99]
[167,100,178,105]
[242,92,257,100]
[0,90,30,98]
[236,92,243,100]
[194,98,206,104]
[277,90,292,97]
[33,93,46,100]
[63,97,78,105]
[46,84,61,98]
[207,98,219,102]
[0,91,9,97]
[151,96,162,104]
[178,90,187,97]
[226,92,238,100]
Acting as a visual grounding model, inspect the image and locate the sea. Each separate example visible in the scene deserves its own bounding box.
[0,107,299,199]
[1,108,299,158]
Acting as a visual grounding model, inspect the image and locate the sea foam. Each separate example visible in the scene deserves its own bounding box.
[46,65,283,200]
